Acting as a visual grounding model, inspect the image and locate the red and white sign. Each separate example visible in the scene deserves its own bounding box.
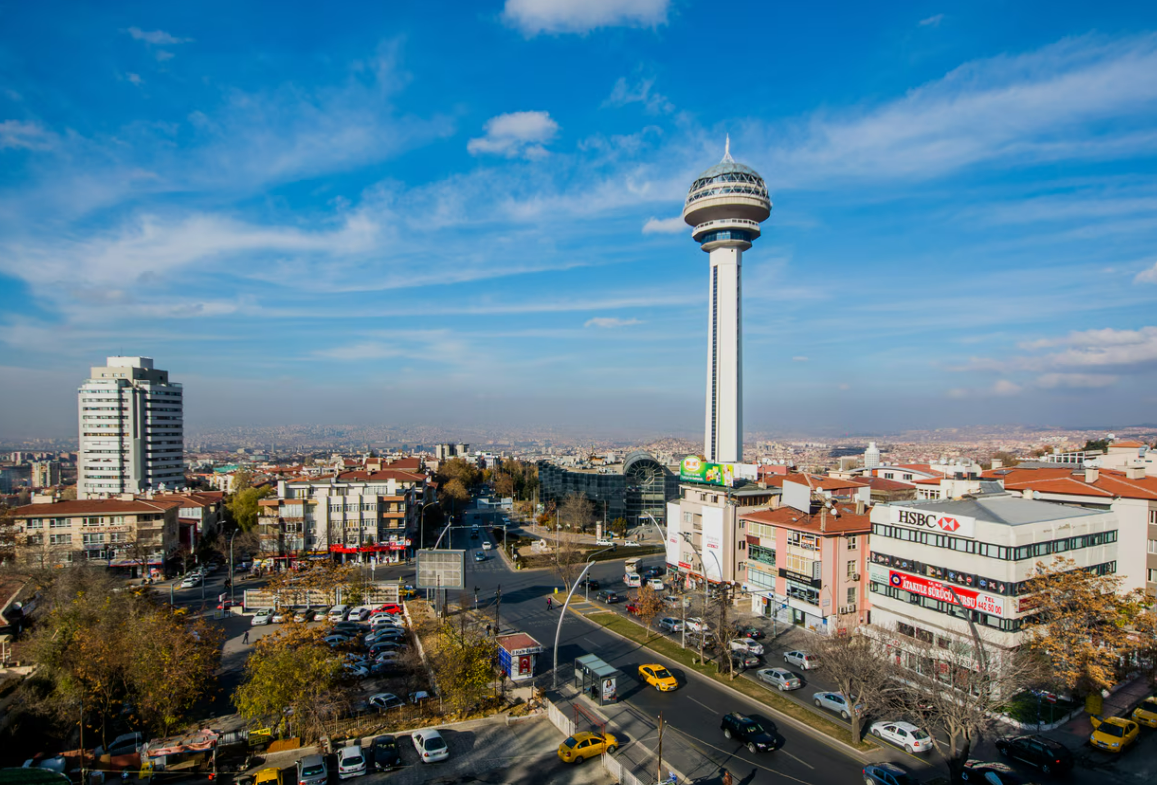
[888,570,1005,616]
[889,507,976,539]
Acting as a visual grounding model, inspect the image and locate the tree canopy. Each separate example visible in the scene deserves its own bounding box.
[227,485,272,532]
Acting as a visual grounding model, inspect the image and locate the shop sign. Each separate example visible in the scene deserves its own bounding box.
[889,507,976,539]
[680,455,736,487]
[888,570,1005,616]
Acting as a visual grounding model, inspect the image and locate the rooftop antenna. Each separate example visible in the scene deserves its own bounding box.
[722,134,734,163]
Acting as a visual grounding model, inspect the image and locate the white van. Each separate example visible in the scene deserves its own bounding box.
[328,605,350,622]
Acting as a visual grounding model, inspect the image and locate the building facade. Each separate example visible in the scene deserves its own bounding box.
[4,497,180,576]
[30,461,61,489]
[867,494,1118,653]
[78,357,184,499]
[538,451,678,526]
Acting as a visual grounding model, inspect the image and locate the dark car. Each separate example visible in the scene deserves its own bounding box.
[962,761,1040,785]
[720,713,777,753]
[371,734,402,771]
[994,735,1074,776]
[730,651,761,670]
[595,590,622,604]
[737,626,765,640]
[579,577,601,590]
[863,762,918,785]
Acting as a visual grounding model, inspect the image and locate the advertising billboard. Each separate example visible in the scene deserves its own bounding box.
[680,455,736,487]
[702,506,724,582]
[888,506,976,539]
[888,569,1005,616]
[666,501,682,567]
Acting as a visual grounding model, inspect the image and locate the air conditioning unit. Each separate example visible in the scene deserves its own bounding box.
[852,573,861,581]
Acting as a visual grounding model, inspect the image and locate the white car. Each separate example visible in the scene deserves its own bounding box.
[329,605,351,621]
[756,667,802,691]
[179,577,201,589]
[685,617,711,633]
[623,541,641,547]
[337,744,367,779]
[270,609,289,624]
[595,539,614,546]
[482,541,493,550]
[368,692,404,711]
[412,729,449,762]
[343,663,370,679]
[784,650,820,670]
[647,578,665,591]
[729,639,764,656]
[869,721,933,754]
[251,608,273,626]
[410,690,431,704]
[348,606,373,621]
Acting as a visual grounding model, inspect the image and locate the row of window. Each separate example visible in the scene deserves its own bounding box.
[872,551,1023,596]
[871,523,1117,560]
[699,229,753,244]
[870,580,1024,631]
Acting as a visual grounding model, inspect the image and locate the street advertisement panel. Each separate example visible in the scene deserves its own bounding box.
[666,501,682,567]
[888,569,1005,616]
[702,506,724,582]
[889,506,977,539]
[680,455,735,487]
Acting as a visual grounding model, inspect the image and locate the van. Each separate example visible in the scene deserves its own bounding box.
[329,605,350,622]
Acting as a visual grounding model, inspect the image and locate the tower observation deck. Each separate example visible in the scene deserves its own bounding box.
[682,139,772,464]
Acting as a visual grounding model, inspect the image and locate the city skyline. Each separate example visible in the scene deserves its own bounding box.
[2,2,1157,439]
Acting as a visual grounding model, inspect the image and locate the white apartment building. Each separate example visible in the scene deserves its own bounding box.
[78,357,184,499]
[868,493,1118,653]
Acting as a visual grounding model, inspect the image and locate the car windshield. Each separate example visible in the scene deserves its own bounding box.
[911,729,930,740]
[344,755,363,766]
[301,764,324,776]
[376,739,396,751]
[563,736,577,748]
[1099,722,1125,737]
[424,736,447,751]
[653,668,672,679]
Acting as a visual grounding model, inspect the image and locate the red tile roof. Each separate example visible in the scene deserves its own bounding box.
[741,504,871,534]
[865,477,916,491]
[783,473,868,491]
[11,499,176,517]
[994,467,1157,501]
[1111,440,1145,448]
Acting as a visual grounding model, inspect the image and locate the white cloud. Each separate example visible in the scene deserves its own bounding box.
[126,27,192,46]
[126,73,144,86]
[642,216,684,234]
[1136,261,1157,283]
[604,77,674,114]
[993,380,1022,395]
[919,14,944,27]
[792,356,809,362]
[585,317,642,329]
[503,0,668,36]
[467,111,558,159]
[1036,373,1118,389]
[771,34,1157,185]
[156,50,175,62]
[0,120,55,150]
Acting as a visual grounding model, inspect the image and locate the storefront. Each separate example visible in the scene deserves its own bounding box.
[328,540,412,564]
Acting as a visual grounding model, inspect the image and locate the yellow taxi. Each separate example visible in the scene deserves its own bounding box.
[638,663,679,692]
[1132,696,1157,728]
[1089,715,1140,753]
[557,732,619,764]
[253,767,283,785]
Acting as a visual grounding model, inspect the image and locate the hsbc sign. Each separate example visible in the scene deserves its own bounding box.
[890,507,976,539]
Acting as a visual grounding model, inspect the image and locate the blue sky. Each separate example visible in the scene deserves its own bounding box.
[2,0,1157,439]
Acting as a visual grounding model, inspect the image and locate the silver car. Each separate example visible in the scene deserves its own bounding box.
[757,667,802,691]
[813,691,863,720]
[298,754,329,785]
[658,617,684,633]
[784,650,819,670]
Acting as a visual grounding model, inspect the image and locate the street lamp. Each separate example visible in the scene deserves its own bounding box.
[418,501,438,551]
[553,545,617,688]
[228,529,239,606]
[641,513,721,656]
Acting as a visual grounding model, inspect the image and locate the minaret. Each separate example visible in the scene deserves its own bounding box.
[683,138,771,463]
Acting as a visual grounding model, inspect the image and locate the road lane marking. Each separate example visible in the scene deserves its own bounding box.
[664,724,822,784]
[688,696,718,713]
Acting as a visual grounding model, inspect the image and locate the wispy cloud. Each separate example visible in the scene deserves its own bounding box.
[126,27,192,46]
[919,14,944,27]
[604,76,674,114]
[792,356,809,362]
[585,317,642,328]
[126,73,144,86]
[467,111,558,159]
[1036,372,1118,388]
[642,216,684,234]
[0,120,56,150]
[503,0,669,36]
[1136,261,1157,283]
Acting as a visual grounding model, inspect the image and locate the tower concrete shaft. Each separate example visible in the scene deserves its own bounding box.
[683,140,771,464]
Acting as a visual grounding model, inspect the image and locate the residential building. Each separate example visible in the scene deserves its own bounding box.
[148,491,226,549]
[3,497,180,577]
[257,468,433,563]
[538,452,679,527]
[1092,439,1155,477]
[77,357,184,499]
[30,461,61,489]
[868,493,1118,656]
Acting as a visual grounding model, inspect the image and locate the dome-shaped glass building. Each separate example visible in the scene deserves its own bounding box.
[537,452,678,528]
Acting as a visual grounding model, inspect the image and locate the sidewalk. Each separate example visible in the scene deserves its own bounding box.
[1045,674,1151,750]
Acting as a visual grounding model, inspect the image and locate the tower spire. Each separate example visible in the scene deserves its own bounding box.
[722,134,734,163]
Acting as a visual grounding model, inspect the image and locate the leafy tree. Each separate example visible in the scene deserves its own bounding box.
[1021,556,1143,695]
[634,585,665,630]
[227,485,272,532]
[232,469,254,492]
[609,517,629,538]
[1082,439,1110,453]
[126,613,223,736]
[437,457,480,488]
[814,632,897,743]
[494,473,515,499]
[432,619,498,715]
[235,625,347,741]
[442,478,470,506]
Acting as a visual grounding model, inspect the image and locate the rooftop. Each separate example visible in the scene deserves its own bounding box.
[742,503,871,534]
[897,493,1102,526]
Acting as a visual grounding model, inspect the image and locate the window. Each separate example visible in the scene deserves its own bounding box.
[847,535,858,550]
[25,519,43,529]
[83,516,103,526]
[847,560,857,579]
[846,587,856,605]
[749,544,776,567]
[50,533,72,545]
[1149,569,1157,584]
[50,518,71,529]
[1149,540,1157,556]
[82,533,105,545]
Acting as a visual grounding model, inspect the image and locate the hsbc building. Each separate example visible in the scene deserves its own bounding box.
[867,493,1118,652]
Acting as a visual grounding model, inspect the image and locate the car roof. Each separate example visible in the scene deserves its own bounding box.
[338,745,362,756]
[881,721,922,731]
[300,754,324,765]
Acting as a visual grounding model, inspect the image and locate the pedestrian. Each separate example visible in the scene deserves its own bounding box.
[722,770,732,785]
[547,597,553,611]
[242,630,249,645]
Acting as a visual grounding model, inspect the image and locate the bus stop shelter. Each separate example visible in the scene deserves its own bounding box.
[574,653,621,706]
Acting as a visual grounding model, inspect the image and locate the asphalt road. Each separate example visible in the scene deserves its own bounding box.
[437,516,874,785]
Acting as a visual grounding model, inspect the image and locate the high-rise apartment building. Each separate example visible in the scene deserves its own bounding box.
[77,357,184,499]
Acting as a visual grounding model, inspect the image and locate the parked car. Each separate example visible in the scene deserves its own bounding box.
[337,745,367,779]
[686,630,718,650]
[369,693,405,711]
[557,732,618,764]
[594,539,614,547]
[1133,695,1157,728]
[869,721,933,754]
[784,650,819,670]
[638,664,678,692]
[343,663,370,679]
[252,608,274,626]
[217,600,240,611]
[94,731,142,757]
[729,638,764,656]
[410,690,431,705]
[960,761,1038,785]
[372,603,404,616]
[253,767,283,785]
[685,617,710,633]
[647,578,665,591]
[623,541,641,547]
[370,735,401,771]
[324,634,351,646]
[737,625,764,640]
[756,668,801,691]
[313,605,331,619]
[270,608,289,624]
[370,615,404,629]
[595,590,622,604]
[348,607,372,622]
[730,651,761,670]
[813,691,863,720]
[993,735,1074,775]
[658,617,684,633]
[374,652,401,666]
[412,729,450,762]
[720,713,778,753]
[863,762,918,785]
[1089,715,1139,753]
[329,605,351,621]
[663,595,691,608]
[625,602,641,615]
[293,607,314,623]
[297,754,329,785]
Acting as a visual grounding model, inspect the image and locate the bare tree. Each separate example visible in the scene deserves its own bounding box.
[709,583,743,678]
[558,493,594,534]
[635,585,666,631]
[886,623,1044,783]
[813,631,898,742]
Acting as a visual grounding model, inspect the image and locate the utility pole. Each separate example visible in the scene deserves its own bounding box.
[656,712,664,785]
[494,584,501,632]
